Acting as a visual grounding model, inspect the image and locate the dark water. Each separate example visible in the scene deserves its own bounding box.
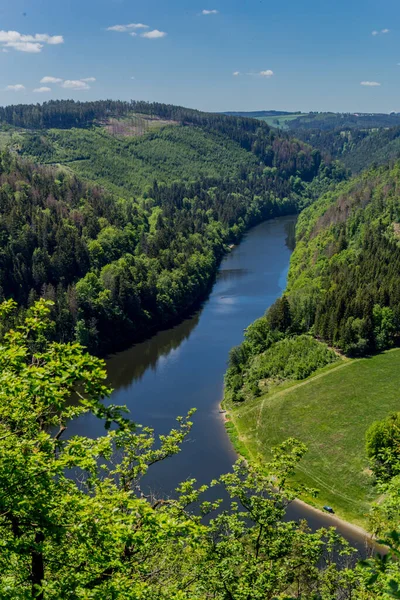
[70,216,373,554]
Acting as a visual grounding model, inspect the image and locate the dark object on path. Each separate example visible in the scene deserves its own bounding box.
[323,505,335,514]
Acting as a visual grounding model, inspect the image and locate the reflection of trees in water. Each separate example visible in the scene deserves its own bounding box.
[284,217,297,251]
[217,268,248,282]
[106,312,201,391]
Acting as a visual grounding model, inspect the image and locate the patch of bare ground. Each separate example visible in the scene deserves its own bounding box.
[393,222,400,239]
[104,115,178,137]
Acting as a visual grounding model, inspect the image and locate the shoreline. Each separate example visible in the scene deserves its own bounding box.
[219,401,380,550]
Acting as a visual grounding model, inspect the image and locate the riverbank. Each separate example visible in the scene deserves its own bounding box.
[99,209,297,358]
[69,217,297,500]
[222,348,400,533]
[222,402,373,539]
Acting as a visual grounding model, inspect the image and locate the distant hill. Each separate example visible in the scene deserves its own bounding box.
[224,110,299,118]
[293,125,400,173]
[0,99,334,354]
[222,109,400,172]
[223,110,400,132]
[285,112,400,131]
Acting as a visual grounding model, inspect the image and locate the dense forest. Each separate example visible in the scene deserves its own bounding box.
[225,160,400,407]
[226,110,400,131]
[0,100,346,354]
[222,110,400,175]
[285,112,400,131]
[4,100,400,597]
[292,126,400,173]
[287,162,400,355]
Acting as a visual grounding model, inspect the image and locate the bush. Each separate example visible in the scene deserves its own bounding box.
[366,412,400,481]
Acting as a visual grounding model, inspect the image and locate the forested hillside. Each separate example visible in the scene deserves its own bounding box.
[293,126,400,173]
[287,162,400,355]
[225,110,400,132]
[0,100,342,354]
[286,112,400,131]
[223,159,400,529]
[225,160,400,402]
[18,126,260,196]
[220,110,400,173]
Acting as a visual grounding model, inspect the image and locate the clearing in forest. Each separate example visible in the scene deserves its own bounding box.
[227,349,400,528]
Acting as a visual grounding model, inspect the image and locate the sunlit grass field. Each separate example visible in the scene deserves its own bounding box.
[227,349,400,527]
[256,114,304,129]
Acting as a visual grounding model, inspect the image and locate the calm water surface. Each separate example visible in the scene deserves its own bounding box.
[70,215,372,553]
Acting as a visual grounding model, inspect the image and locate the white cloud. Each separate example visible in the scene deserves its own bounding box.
[34,86,51,93]
[233,71,240,76]
[61,80,90,90]
[360,81,381,86]
[129,32,137,37]
[41,76,63,83]
[381,28,390,34]
[141,29,167,39]
[107,25,128,32]
[6,84,25,91]
[6,42,42,53]
[107,23,149,32]
[40,76,95,89]
[202,9,219,14]
[36,34,64,44]
[0,30,63,53]
[259,69,274,77]
[372,28,389,36]
[372,30,379,36]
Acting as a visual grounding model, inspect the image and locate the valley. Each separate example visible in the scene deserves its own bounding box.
[2,98,400,597]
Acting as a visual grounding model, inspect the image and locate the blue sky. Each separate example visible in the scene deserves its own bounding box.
[0,0,400,112]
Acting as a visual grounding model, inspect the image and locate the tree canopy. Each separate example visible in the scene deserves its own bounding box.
[0,298,378,599]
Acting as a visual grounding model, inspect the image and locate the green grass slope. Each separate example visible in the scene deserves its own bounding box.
[229,349,400,527]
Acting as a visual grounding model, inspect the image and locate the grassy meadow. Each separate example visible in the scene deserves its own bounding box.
[226,349,400,527]
[256,113,305,129]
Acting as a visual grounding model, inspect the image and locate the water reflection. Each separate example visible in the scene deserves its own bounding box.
[106,312,200,390]
[217,267,249,281]
[284,217,297,251]
[67,215,374,555]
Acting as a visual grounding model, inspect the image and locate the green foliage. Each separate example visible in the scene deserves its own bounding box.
[0,97,336,355]
[295,124,400,174]
[286,162,400,355]
[227,350,400,525]
[0,298,199,598]
[0,300,377,599]
[286,111,400,132]
[244,335,337,396]
[266,295,292,332]
[0,148,300,354]
[366,413,400,482]
[225,310,337,403]
[373,305,396,351]
[19,126,259,196]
